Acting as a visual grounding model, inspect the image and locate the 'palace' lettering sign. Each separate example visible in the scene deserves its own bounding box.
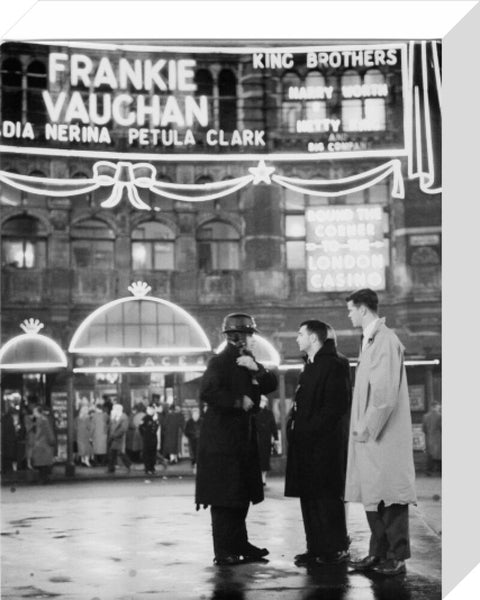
[0,42,406,158]
[74,354,208,372]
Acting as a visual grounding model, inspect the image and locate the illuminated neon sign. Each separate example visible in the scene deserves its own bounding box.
[73,353,207,373]
[0,41,407,160]
[68,281,211,354]
[305,204,388,292]
[0,319,68,371]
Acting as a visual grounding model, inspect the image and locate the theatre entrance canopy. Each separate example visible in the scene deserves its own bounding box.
[68,282,211,373]
[0,319,68,372]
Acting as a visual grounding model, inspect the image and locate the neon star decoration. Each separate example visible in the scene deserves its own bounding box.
[248,160,275,185]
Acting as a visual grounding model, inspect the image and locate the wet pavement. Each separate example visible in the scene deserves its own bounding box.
[1,476,441,599]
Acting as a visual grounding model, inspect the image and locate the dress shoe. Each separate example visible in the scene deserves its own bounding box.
[372,559,406,576]
[294,552,315,566]
[242,542,269,559]
[314,550,350,565]
[213,555,244,566]
[348,555,382,572]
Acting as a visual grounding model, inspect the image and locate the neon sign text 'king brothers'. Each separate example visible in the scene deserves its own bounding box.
[43,53,209,128]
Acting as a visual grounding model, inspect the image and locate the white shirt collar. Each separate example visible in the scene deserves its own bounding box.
[362,318,380,350]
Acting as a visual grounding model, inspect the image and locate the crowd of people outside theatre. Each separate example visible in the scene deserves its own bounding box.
[0,394,213,480]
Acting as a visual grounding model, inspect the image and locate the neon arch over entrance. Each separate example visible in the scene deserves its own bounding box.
[69,281,211,358]
[0,318,67,371]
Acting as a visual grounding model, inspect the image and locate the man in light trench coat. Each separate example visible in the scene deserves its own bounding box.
[345,289,416,577]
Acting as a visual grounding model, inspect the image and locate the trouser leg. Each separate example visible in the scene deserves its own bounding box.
[211,505,249,557]
[425,452,434,473]
[119,452,131,468]
[367,502,410,560]
[144,448,156,472]
[107,448,117,471]
[300,496,348,555]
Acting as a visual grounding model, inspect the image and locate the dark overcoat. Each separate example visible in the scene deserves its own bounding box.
[195,343,278,508]
[139,415,159,451]
[161,411,185,455]
[31,415,56,467]
[254,408,278,472]
[285,340,351,499]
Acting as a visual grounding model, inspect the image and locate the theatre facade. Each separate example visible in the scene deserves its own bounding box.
[0,40,441,460]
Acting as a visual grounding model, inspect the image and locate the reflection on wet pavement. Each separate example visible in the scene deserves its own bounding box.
[1,479,440,599]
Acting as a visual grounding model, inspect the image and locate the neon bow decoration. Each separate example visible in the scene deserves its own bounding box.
[0,158,407,209]
[93,161,156,210]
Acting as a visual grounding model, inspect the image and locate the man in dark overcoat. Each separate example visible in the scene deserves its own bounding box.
[285,320,352,566]
[195,313,278,566]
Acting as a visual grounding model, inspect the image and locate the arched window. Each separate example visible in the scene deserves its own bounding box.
[281,72,302,133]
[1,58,22,122]
[197,220,240,270]
[131,221,175,270]
[305,72,327,121]
[26,60,47,124]
[71,219,114,269]
[218,69,237,131]
[1,215,47,269]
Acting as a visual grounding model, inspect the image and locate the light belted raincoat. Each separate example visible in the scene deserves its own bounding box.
[345,318,416,510]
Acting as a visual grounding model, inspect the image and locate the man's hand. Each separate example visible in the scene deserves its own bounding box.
[236,355,259,371]
[242,395,254,411]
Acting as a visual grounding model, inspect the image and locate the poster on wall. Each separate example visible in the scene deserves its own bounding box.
[51,391,68,461]
[409,384,426,411]
[412,423,426,451]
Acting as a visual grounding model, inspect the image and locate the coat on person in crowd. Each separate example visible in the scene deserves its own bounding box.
[31,407,56,468]
[195,342,278,508]
[184,408,203,466]
[422,404,441,460]
[127,403,146,456]
[345,318,417,510]
[91,405,109,455]
[139,409,159,451]
[24,410,36,468]
[75,405,93,457]
[161,405,185,457]
[139,406,160,474]
[254,398,278,473]
[1,408,17,472]
[285,338,351,499]
[107,406,129,452]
